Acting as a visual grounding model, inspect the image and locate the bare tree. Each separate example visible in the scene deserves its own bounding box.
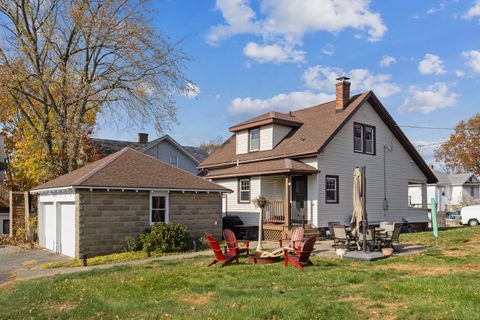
[0,0,191,179]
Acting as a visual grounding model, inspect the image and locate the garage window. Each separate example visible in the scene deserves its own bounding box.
[151,192,169,224]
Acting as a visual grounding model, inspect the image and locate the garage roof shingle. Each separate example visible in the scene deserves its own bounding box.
[31,148,230,192]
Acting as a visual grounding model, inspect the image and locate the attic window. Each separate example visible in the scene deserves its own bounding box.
[249,128,260,152]
[354,123,376,155]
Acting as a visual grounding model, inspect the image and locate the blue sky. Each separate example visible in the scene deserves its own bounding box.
[96,0,480,166]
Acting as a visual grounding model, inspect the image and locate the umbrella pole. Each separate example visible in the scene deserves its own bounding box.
[362,166,368,253]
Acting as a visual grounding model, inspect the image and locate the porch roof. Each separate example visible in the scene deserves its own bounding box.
[205,158,318,179]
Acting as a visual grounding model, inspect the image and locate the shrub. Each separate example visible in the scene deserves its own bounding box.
[124,235,142,252]
[138,223,192,253]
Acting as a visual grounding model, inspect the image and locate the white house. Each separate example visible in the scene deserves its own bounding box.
[199,77,438,239]
[424,171,480,211]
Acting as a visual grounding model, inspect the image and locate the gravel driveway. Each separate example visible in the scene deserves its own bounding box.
[0,246,70,285]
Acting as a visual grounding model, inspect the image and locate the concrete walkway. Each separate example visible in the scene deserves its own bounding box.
[0,246,70,285]
[6,240,428,285]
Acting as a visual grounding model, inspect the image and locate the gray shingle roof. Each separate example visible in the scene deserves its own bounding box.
[92,136,207,163]
[433,170,479,185]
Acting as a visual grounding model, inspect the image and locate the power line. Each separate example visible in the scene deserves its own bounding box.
[399,125,455,130]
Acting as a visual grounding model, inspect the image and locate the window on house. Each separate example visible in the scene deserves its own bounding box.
[470,187,475,197]
[151,194,168,223]
[169,155,178,167]
[249,128,260,151]
[354,123,375,155]
[441,187,445,196]
[408,182,426,209]
[325,175,339,203]
[239,178,251,202]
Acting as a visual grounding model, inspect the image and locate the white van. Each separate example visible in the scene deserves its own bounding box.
[460,205,480,226]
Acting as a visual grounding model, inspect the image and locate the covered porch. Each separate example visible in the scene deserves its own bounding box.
[208,158,319,240]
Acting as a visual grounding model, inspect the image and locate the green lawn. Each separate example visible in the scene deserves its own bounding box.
[1,227,479,320]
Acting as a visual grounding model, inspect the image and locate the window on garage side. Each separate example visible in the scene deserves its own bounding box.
[151,194,168,224]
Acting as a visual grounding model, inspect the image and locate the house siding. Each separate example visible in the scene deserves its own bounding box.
[272,124,292,148]
[143,140,198,174]
[260,124,273,151]
[316,101,428,227]
[214,176,261,225]
[236,130,248,154]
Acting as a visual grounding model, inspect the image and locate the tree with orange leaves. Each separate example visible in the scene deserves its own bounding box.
[434,113,480,176]
[0,0,191,188]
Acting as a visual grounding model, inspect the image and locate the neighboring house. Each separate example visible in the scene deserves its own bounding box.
[422,171,480,211]
[199,77,438,239]
[30,148,230,258]
[92,134,208,175]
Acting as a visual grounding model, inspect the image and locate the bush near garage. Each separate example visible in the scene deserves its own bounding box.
[126,223,192,253]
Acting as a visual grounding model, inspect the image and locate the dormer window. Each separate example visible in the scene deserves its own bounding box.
[249,128,260,152]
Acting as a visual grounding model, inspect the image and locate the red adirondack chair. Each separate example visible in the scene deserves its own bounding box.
[223,229,249,256]
[283,235,317,270]
[207,235,239,267]
[279,227,304,252]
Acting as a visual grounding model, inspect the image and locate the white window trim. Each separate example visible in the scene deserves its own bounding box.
[169,155,178,167]
[249,128,260,152]
[150,191,169,225]
[239,178,251,203]
[325,176,338,203]
[364,126,374,155]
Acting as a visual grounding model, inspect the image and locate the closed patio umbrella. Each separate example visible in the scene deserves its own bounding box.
[350,167,364,238]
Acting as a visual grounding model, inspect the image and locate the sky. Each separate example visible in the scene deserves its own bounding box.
[95,0,480,167]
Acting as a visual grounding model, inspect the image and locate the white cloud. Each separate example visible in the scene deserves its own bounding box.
[464,0,480,19]
[399,83,459,114]
[206,0,386,63]
[462,50,480,72]
[321,43,335,56]
[455,70,465,77]
[184,83,200,99]
[205,0,260,45]
[229,91,334,117]
[302,65,400,99]
[379,55,396,68]
[243,42,305,63]
[418,54,446,75]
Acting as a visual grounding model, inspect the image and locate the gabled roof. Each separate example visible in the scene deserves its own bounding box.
[31,148,230,192]
[200,91,438,184]
[92,135,207,164]
[206,158,318,179]
[433,170,479,185]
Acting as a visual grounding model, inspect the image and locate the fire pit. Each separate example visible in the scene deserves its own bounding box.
[248,252,282,264]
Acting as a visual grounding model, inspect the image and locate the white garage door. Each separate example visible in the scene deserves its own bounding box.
[59,203,76,258]
[42,203,56,252]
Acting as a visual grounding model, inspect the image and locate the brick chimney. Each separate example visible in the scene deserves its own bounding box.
[335,76,351,112]
[138,133,148,144]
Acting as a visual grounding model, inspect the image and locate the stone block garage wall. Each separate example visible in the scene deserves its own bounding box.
[77,190,150,257]
[169,192,222,241]
[77,189,222,257]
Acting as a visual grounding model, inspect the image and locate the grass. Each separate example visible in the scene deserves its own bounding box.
[1,227,479,320]
[41,251,178,269]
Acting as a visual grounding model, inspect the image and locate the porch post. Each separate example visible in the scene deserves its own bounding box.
[284,175,290,227]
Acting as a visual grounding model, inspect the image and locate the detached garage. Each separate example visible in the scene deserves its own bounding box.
[31,148,230,258]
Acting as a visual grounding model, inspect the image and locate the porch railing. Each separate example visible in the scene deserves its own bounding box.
[265,200,285,224]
